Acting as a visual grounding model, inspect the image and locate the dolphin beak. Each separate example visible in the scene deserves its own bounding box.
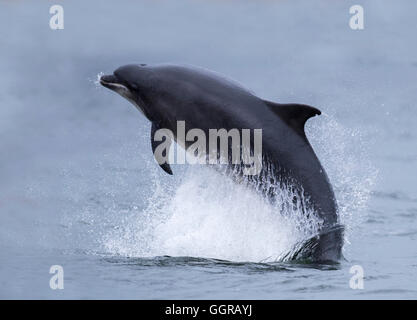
[100,74,126,90]
[100,74,117,84]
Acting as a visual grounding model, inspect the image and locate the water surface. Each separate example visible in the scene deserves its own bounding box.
[0,0,416,299]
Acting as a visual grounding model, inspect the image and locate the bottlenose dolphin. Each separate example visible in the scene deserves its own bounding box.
[100,64,343,262]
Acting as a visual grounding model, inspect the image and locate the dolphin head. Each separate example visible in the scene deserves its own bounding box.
[100,64,155,120]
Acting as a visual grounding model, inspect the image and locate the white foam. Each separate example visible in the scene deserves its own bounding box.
[102,167,322,262]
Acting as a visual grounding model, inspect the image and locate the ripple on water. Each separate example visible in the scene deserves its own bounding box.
[100,255,342,274]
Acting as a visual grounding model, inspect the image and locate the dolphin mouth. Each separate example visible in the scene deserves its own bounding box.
[100,73,147,118]
[100,74,129,91]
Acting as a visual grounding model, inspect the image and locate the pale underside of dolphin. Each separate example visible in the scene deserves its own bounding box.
[100,63,343,262]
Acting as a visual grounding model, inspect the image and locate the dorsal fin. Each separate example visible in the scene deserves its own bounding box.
[263,100,321,136]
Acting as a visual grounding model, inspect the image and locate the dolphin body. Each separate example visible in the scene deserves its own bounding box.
[100,64,343,262]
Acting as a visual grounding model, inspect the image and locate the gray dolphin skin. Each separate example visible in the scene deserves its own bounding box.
[100,64,343,262]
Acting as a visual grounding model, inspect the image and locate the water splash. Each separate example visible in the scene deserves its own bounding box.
[68,114,377,263]
[306,113,378,246]
[88,72,104,88]
[102,165,323,262]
